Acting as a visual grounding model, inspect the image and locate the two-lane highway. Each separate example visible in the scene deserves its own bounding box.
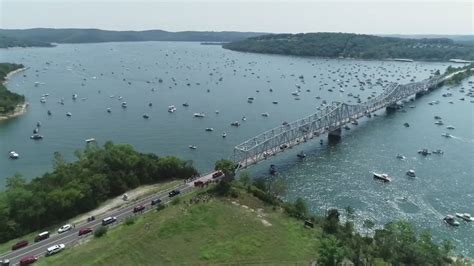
[1,171,219,265]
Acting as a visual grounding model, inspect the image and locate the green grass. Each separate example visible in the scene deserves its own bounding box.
[38,192,321,265]
[0,180,181,255]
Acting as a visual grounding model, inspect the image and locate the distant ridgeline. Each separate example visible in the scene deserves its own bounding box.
[223,33,474,62]
[0,28,265,48]
[0,63,25,114]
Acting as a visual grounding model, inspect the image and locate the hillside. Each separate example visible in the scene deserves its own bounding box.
[0,28,266,47]
[223,32,474,61]
[0,63,25,114]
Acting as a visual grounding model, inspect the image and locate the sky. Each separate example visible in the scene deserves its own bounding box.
[0,0,472,35]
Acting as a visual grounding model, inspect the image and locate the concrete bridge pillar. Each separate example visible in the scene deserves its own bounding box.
[328,127,342,142]
[386,103,401,112]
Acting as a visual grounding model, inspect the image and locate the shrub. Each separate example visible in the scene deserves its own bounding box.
[156,204,166,211]
[125,216,136,226]
[171,197,181,205]
[94,226,108,238]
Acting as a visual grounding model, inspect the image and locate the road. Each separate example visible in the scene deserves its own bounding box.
[0,171,219,265]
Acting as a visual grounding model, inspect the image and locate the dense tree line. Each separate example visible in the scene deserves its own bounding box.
[0,142,198,242]
[0,35,52,48]
[223,33,474,61]
[0,63,25,114]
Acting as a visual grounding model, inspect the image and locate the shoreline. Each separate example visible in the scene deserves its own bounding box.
[0,67,28,121]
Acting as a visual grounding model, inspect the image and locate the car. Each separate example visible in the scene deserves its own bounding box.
[78,227,93,236]
[168,189,181,197]
[87,216,95,222]
[58,224,72,234]
[194,180,204,187]
[133,205,145,213]
[34,231,50,242]
[151,198,162,205]
[46,244,65,256]
[102,216,117,226]
[12,240,28,251]
[19,256,37,266]
[212,171,223,178]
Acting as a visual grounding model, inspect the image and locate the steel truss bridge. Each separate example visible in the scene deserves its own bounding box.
[233,72,457,169]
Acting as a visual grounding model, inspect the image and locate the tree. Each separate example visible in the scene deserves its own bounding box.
[318,235,346,266]
[214,159,237,179]
[363,219,375,236]
[345,206,355,221]
[267,176,287,198]
[238,170,252,187]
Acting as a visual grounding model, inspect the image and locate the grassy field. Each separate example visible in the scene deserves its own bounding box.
[0,180,181,255]
[38,191,321,265]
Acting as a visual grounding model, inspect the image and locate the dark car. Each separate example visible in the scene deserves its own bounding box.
[168,189,180,197]
[12,240,28,251]
[19,256,37,266]
[212,171,223,178]
[151,198,162,205]
[78,227,93,236]
[101,216,117,226]
[34,231,50,243]
[133,205,145,213]
[194,180,204,187]
[87,216,95,222]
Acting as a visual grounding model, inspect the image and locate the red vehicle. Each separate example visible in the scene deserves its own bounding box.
[133,205,145,213]
[19,256,37,265]
[212,171,223,178]
[78,227,93,236]
[11,240,28,251]
[194,180,204,187]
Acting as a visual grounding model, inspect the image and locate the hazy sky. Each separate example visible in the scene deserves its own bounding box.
[0,0,472,34]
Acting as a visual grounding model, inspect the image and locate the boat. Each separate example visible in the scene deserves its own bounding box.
[418,149,431,156]
[148,103,153,107]
[261,112,269,117]
[231,121,240,127]
[194,113,205,118]
[47,110,52,116]
[242,116,246,121]
[40,97,47,103]
[344,125,351,130]
[215,110,219,114]
[446,125,455,130]
[121,102,127,108]
[72,94,78,100]
[168,105,176,113]
[9,151,19,159]
[107,108,111,113]
[403,122,410,127]
[443,215,460,226]
[269,164,277,175]
[434,120,444,125]
[396,154,406,160]
[297,151,306,158]
[142,113,150,119]
[432,149,444,155]
[33,128,39,134]
[182,102,189,107]
[320,139,323,145]
[66,112,72,117]
[373,172,391,182]
[85,138,96,144]
[205,128,214,132]
[272,101,278,104]
[188,145,197,150]
[351,120,358,126]
[434,115,442,120]
[222,132,227,138]
[441,133,452,138]
[455,213,474,222]
[247,97,254,101]
[406,169,416,177]
[30,134,43,140]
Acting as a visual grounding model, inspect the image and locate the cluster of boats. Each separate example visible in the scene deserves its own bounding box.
[443,213,473,226]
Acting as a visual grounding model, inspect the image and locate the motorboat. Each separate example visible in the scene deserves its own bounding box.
[231,121,240,127]
[441,133,452,138]
[47,110,52,116]
[142,113,149,119]
[297,151,306,158]
[168,105,176,113]
[406,169,416,177]
[434,115,442,120]
[373,172,391,182]
[269,164,277,175]
[434,120,444,125]
[107,108,111,113]
[72,94,78,100]
[85,138,96,144]
[272,101,278,104]
[182,102,189,107]
[148,103,153,107]
[403,122,410,127]
[432,149,444,155]
[446,125,455,130]
[121,102,127,108]
[351,120,358,126]
[30,134,43,140]
[247,97,255,101]
[261,112,269,117]
[9,151,19,159]
[194,113,205,118]
[455,213,474,222]
[443,215,460,226]
[66,112,72,117]
[418,149,431,156]
[396,154,406,160]
[222,132,227,138]
[242,116,247,121]
[205,128,214,132]
[33,128,39,134]
[40,97,47,103]
[37,121,41,127]
[188,145,197,150]
[215,110,219,114]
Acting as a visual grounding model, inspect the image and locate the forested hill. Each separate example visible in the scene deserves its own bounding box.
[223,33,474,61]
[0,28,265,48]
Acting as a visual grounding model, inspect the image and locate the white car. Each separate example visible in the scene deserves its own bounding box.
[46,244,65,256]
[57,224,72,234]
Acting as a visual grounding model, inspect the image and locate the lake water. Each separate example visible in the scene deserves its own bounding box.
[0,42,473,256]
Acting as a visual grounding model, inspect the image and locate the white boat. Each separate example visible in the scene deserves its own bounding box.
[406,169,416,177]
[396,154,406,160]
[455,213,474,222]
[205,128,214,132]
[194,113,205,118]
[291,91,300,96]
[85,138,96,144]
[373,172,391,182]
[121,102,127,108]
[222,132,227,138]
[66,112,72,117]
[40,97,47,103]
[443,215,460,226]
[9,151,19,159]
[168,105,176,113]
[441,133,452,138]
[142,113,150,119]
[72,94,78,100]
[188,145,197,150]
[230,121,240,127]
[446,125,455,130]
[434,120,444,125]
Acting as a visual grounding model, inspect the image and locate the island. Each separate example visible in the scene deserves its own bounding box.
[223,32,474,62]
[0,63,27,120]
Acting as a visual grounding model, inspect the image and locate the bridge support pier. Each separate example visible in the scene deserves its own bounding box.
[328,127,342,142]
[386,103,402,112]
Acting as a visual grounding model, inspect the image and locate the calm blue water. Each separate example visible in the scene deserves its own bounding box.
[0,42,472,255]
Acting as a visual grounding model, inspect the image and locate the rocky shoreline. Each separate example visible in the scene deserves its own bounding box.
[0,67,28,121]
